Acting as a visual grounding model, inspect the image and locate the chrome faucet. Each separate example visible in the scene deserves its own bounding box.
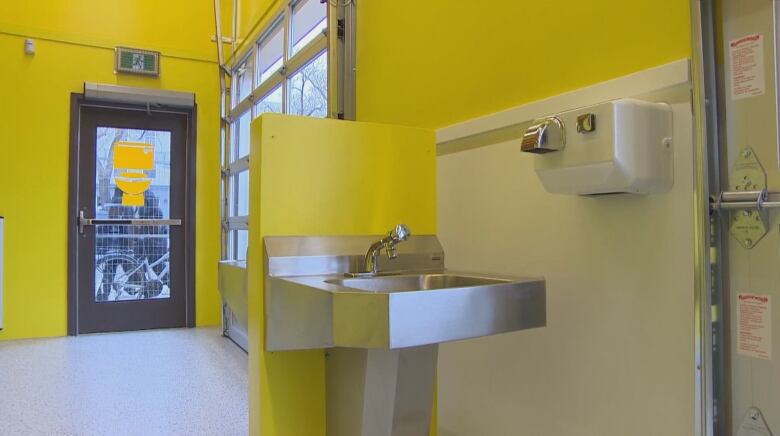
[363,224,411,275]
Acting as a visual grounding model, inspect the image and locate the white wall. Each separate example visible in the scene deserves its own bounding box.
[436,97,695,435]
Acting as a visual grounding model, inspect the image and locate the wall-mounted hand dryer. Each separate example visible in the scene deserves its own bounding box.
[521,98,673,195]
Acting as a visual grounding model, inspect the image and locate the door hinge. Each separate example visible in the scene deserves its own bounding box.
[337,18,345,40]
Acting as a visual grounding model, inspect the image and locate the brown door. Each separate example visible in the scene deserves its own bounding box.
[70,98,195,334]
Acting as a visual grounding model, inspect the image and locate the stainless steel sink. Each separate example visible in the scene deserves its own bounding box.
[325,273,509,292]
[264,235,546,350]
[262,234,546,436]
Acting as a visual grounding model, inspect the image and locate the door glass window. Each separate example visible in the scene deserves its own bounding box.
[94,127,171,302]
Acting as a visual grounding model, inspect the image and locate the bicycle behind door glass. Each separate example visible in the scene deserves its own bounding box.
[94,127,171,302]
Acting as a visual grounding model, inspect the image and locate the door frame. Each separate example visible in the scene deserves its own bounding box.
[67,93,197,335]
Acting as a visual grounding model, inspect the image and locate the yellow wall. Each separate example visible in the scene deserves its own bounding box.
[0,1,222,340]
[356,0,691,128]
[233,0,690,128]
[248,114,437,436]
[238,0,280,48]
[0,1,215,61]
[229,0,284,66]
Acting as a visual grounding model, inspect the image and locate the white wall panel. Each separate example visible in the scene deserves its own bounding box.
[436,98,694,435]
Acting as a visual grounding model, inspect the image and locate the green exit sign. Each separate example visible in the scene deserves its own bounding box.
[115,47,160,76]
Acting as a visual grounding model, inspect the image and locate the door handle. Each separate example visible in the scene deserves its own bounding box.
[78,210,182,234]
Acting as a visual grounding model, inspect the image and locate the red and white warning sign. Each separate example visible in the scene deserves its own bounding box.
[737,293,772,360]
[729,33,766,100]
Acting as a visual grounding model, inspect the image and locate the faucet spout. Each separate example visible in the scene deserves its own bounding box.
[363,224,411,274]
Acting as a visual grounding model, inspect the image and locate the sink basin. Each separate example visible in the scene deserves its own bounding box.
[325,273,509,292]
[262,234,546,436]
[264,235,546,351]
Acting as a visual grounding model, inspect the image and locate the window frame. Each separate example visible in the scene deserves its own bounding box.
[221,0,341,261]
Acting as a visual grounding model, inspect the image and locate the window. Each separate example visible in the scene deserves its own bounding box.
[235,111,251,159]
[257,24,284,84]
[234,59,253,104]
[290,0,327,56]
[222,1,337,260]
[236,230,248,261]
[288,51,328,118]
[235,171,249,217]
[254,85,283,117]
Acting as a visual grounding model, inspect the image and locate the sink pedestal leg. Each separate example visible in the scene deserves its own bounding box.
[327,344,438,436]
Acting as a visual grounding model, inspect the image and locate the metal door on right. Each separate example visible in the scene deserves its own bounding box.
[708,1,780,434]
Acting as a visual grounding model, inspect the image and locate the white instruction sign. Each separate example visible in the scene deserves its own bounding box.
[737,293,772,360]
[729,33,766,100]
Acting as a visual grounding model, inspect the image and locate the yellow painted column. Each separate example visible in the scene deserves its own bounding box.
[248,114,437,435]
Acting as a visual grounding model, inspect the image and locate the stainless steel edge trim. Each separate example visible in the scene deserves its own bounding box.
[264,235,445,278]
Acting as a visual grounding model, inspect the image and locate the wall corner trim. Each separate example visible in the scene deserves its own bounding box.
[436,58,691,155]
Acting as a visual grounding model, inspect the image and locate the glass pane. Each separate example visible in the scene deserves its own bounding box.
[228,230,236,261]
[237,111,251,159]
[257,24,284,84]
[235,60,252,104]
[236,170,249,217]
[287,50,328,118]
[291,0,327,56]
[95,127,171,302]
[220,122,226,165]
[254,85,283,117]
[236,230,248,261]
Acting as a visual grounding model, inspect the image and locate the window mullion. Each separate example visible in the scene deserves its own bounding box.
[230,99,254,120]
[282,4,291,114]
[253,74,284,106]
[285,36,327,75]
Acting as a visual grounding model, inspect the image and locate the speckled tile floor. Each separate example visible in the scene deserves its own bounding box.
[0,328,248,436]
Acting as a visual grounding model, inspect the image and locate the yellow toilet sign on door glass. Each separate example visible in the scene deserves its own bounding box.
[113,141,154,206]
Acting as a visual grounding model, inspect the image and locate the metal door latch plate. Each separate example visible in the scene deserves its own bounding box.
[728,147,768,249]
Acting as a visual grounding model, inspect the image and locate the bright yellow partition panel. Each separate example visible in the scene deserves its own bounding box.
[248,114,437,436]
